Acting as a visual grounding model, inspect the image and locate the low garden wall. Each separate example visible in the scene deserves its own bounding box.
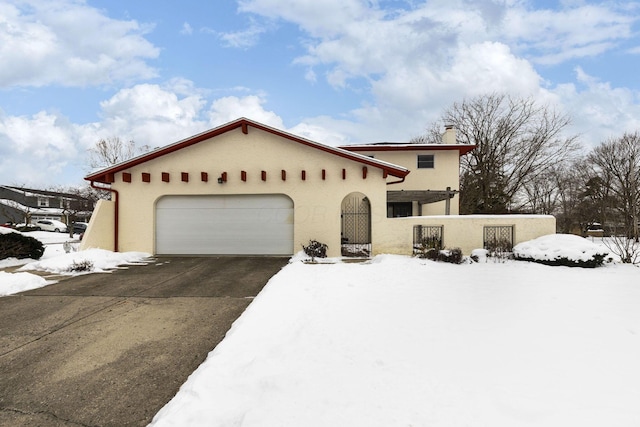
[373,214,556,256]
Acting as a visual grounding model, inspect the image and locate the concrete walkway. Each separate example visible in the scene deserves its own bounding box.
[0,257,288,427]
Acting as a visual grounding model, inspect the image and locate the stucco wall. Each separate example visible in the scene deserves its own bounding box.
[93,127,389,257]
[373,214,557,255]
[80,199,115,251]
[356,149,461,215]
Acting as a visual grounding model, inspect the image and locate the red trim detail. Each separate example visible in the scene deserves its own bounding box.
[201,172,208,182]
[242,122,248,134]
[281,170,286,181]
[262,171,267,181]
[301,170,306,181]
[362,167,367,179]
[241,171,247,181]
[341,144,475,156]
[342,169,346,180]
[122,172,131,183]
[142,173,151,183]
[322,169,326,180]
[162,172,170,182]
[383,170,388,178]
[106,173,114,183]
[221,172,227,182]
[181,172,189,182]
[84,118,409,184]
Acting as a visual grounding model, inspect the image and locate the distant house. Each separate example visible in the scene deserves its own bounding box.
[82,118,555,257]
[0,185,93,225]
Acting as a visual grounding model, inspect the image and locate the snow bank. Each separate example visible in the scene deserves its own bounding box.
[513,233,609,263]
[18,248,151,275]
[150,255,640,427]
[0,271,49,296]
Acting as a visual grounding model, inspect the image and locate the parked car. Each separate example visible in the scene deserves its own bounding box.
[35,219,68,233]
[72,222,88,234]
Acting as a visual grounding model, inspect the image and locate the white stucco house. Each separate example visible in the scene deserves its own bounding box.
[82,118,555,257]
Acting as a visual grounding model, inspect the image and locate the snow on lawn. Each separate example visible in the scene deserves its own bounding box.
[151,255,640,427]
[0,229,151,296]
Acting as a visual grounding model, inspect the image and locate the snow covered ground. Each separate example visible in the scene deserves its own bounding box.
[2,230,640,425]
[150,247,640,426]
[0,228,150,296]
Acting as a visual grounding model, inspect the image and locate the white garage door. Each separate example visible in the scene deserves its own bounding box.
[156,194,294,255]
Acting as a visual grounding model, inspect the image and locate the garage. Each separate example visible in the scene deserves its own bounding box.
[156,194,294,255]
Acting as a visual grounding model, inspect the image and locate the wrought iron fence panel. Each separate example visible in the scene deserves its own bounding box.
[341,196,371,257]
[413,225,444,255]
[483,226,514,254]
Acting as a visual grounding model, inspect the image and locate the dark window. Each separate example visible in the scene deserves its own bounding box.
[387,202,413,218]
[417,154,434,169]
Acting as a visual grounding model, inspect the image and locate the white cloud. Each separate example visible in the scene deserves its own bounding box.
[208,95,285,129]
[0,0,159,88]
[181,22,193,35]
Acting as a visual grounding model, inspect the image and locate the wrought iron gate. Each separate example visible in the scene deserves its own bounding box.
[413,225,443,255]
[341,195,371,257]
[483,226,514,254]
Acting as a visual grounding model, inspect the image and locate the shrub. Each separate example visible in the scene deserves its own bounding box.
[514,253,608,268]
[66,259,94,272]
[418,247,464,264]
[0,232,45,260]
[302,240,328,261]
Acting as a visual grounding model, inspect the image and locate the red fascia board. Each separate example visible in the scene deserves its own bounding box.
[341,144,476,156]
[84,118,409,184]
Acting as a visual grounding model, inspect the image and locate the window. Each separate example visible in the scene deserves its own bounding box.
[417,154,434,169]
[37,197,49,207]
[387,202,413,218]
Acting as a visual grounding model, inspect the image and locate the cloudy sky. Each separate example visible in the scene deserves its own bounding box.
[1,0,639,187]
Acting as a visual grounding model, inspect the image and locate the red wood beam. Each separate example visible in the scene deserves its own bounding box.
[162,172,170,182]
[262,170,267,181]
[342,169,346,180]
[122,172,132,183]
[201,172,208,182]
[142,173,151,183]
[181,172,189,182]
[322,169,326,180]
[241,171,247,181]
[106,173,115,183]
[221,172,227,182]
[362,166,368,179]
[281,170,286,181]
[301,170,306,181]
[383,170,388,178]
[241,122,248,134]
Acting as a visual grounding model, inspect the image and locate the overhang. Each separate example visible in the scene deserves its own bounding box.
[85,118,410,184]
[341,143,475,156]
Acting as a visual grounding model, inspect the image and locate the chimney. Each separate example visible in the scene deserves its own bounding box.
[442,124,456,144]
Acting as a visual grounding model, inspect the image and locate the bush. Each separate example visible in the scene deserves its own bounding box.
[418,247,463,264]
[514,253,608,268]
[0,232,45,260]
[302,240,328,261]
[66,259,94,272]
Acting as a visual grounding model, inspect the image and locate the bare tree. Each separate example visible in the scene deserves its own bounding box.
[419,94,579,213]
[587,132,640,242]
[88,137,138,169]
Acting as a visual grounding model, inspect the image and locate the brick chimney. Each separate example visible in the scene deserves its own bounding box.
[442,124,457,144]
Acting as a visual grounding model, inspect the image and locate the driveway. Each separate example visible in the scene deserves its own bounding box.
[0,257,288,427]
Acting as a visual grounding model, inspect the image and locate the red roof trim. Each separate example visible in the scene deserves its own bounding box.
[85,118,409,184]
[341,144,476,156]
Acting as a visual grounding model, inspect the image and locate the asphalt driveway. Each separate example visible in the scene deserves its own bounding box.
[0,257,288,427]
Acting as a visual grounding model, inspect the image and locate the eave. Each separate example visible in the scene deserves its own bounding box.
[340,143,476,156]
[85,118,410,184]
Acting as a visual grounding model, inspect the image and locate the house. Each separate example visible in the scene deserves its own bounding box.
[82,117,555,257]
[0,185,93,226]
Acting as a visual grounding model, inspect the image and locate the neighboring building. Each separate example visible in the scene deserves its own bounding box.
[0,185,93,225]
[82,117,555,257]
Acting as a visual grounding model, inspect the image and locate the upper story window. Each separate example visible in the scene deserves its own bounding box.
[417,154,434,169]
[37,197,49,207]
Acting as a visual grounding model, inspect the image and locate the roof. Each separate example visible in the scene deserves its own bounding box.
[340,142,475,156]
[85,118,410,184]
[0,185,85,200]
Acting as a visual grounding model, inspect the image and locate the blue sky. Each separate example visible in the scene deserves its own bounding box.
[1,0,639,187]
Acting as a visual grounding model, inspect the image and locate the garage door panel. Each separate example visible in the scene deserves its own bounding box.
[156,195,294,255]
